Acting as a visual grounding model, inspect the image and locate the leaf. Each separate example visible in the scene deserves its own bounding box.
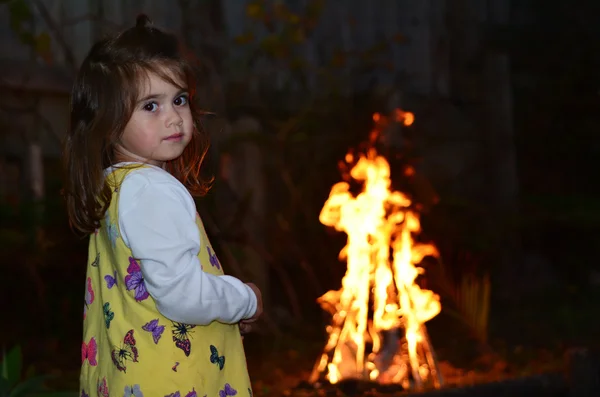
[24,364,36,380]
[8,374,52,397]
[246,2,263,19]
[392,33,407,44]
[35,33,51,54]
[35,32,53,63]
[0,376,10,395]
[290,132,308,143]
[2,346,22,388]
[306,0,325,19]
[8,0,31,20]
[17,31,35,46]
[1,347,6,380]
[9,12,22,32]
[259,35,284,57]
[29,392,79,397]
[288,14,301,25]
[330,50,346,68]
[291,28,305,43]
[233,31,255,46]
[289,57,306,71]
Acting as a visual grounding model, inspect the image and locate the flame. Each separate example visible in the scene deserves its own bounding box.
[311,110,442,389]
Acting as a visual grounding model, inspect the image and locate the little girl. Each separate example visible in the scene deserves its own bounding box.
[63,15,262,397]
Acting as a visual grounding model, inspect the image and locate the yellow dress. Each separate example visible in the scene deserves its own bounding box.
[80,167,252,397]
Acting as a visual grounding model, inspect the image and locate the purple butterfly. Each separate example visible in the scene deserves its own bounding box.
[165,390,196,397]
[125,257,149,301]
[123,384,143,397]
[81,390,89,397]
[219,384,237,397]
[207,246,221,269]
[142,319,165,344]
[104,271,117,289]
[185,389,197,397]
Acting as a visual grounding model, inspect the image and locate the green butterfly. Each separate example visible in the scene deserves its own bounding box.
[103,302,115,328]
[209,344,225,370]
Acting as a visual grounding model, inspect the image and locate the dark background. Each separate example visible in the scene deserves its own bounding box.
[0,0,599,395]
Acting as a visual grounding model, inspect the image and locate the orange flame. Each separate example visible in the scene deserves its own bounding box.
[311,110,441,388]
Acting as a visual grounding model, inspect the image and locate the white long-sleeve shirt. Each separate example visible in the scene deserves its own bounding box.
[105,163,257,325]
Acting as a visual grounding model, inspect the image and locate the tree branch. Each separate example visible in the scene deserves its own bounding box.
[61,13,122,30]
[30,0,78,73]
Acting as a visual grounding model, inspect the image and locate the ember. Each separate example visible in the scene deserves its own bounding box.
[310,110,443,391]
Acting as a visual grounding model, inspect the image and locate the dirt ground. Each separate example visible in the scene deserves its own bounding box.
[3,242,599,396]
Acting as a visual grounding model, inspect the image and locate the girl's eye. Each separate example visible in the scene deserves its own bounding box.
[174,95,189,107]
[143,102,158,112]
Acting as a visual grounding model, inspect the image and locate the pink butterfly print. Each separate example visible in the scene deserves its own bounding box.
[81,337,97,366]
[83,277,94,319]
[97,377,109,397]
[219,384,237,397]
[125,257,149,301]
[172,322,196,356]
[142,319,165,344]
[207,247,221,270]
[111,329,139,372]
[104,271,117,289]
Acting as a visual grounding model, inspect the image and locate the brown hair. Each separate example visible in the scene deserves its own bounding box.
[63,15,212,235]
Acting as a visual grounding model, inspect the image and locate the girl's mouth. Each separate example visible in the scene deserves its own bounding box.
[165,133,184,141]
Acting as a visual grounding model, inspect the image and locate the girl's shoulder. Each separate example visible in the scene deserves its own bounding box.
[112,164,197,221]
[105,163,193,211]
[106,163,183,189]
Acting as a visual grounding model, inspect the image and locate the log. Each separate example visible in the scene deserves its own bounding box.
[296,348,600,397]
[295,373,566,397]
[402,348,600,397]
[402,374,566,397]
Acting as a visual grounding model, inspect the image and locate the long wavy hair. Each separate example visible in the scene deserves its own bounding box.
[63,15,212,235]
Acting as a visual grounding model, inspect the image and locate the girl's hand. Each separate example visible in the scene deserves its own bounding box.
[239,320,253,335]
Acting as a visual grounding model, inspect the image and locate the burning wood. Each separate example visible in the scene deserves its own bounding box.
[310,110,443,391]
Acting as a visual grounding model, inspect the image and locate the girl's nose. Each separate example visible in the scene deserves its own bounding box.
[166,107,183,127]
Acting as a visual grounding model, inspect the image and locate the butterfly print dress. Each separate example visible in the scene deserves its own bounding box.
[80,167,252,396]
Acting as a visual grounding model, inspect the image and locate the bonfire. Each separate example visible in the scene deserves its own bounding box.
[310,109,442,391]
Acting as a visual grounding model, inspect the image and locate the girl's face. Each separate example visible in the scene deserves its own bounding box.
[115,68,193,167]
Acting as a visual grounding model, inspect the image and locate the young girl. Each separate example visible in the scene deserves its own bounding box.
[63,15,262,397]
